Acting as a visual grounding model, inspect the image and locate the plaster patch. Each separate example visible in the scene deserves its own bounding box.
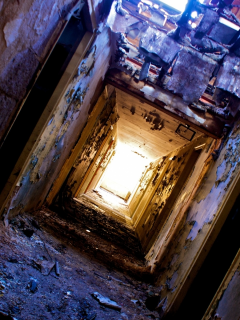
[216,161,227,182]
[187,164,237,240]
[106,1,118,28]
[169,271,178,290]
[170,254,179,268]
[140,85,157,102]
[140,85,206,126]
[34,2,58,36]
[3,18,23,47]
[77,46,96,78]
[186,107,206,124]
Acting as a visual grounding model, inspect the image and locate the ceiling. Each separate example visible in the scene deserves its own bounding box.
[116,88,203,160]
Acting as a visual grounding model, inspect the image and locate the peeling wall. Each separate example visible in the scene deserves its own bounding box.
[134,135,207,253]
[63,89,118,198]
[129,157,163,221]
[5,24,112,219]
[78,124,117,196]
[144,137,214,300]
[144,119,240,316]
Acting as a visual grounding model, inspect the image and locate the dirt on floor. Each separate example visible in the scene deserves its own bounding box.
[0,211,161,320]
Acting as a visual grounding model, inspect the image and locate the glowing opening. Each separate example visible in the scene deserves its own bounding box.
[188,20,197,29]
[159,0,188,12]
[219,17,240,31]
[191,11,198,18]
[98,143,149,202]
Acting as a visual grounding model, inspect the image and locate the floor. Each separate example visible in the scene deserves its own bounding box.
[83,188,131,217]
[0,211,161,320]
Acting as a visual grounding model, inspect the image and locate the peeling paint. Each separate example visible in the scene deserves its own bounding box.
[5,25,112,217]
[64,90,118,198]
[3,18,23,47]
[76,45,97,78]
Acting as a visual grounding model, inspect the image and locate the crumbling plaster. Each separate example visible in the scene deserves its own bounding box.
[107,0,240,139]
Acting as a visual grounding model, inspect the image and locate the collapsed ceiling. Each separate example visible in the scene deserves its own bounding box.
[107,0,240,142]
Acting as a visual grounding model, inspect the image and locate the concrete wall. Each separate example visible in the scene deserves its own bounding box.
[0,0,80,143]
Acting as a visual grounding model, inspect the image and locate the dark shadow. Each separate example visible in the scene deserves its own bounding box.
[171,191,240,320]
[0,9,87,193]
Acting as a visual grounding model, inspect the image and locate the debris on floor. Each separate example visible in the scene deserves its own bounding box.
[0,213,161,320]
[91,292,121,310]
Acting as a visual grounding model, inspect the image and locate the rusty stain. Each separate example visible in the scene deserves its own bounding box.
[130,106,135,114]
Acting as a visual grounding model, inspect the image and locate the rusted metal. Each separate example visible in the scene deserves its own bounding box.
[166,47,217,103]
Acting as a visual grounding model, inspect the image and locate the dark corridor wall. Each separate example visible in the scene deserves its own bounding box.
[173,191,240,320]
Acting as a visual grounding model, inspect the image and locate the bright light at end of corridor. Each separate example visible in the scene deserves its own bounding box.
[99,143,149,201]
